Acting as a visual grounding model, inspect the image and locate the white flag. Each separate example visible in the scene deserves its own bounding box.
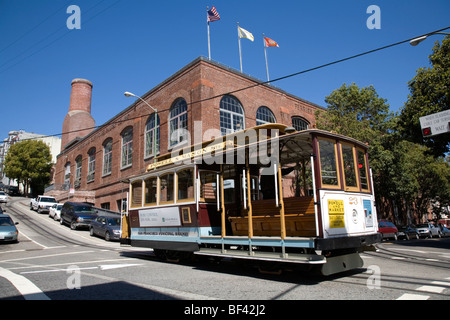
[238,26,254,41]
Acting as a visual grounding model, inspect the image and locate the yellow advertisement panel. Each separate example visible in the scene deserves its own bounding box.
[328,199,345,228]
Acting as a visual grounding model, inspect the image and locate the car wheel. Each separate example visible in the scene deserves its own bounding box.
[60,216,64,225]
[54,214,58,221]
[105,231,111,241]
[90,227,95,236]
[70,220,77,230]
[415,233,419,240]
[405,234,410,241]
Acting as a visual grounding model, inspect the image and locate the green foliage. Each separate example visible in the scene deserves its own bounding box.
[398,35,450,157]
[3,140,52,196]
[316,80,450,223]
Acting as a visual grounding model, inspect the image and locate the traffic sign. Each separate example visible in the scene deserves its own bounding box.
[419,110,450,137]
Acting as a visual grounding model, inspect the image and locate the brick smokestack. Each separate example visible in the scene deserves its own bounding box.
[61,78,95,149]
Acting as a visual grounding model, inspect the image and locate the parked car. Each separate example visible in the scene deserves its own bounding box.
[30,195,57,213]
[415,223,442,238]
[60,202,97,230]
[90,215,121,241]
[378,220,398,240]
[441,226,450,237]
[0,214,19,243]
[0,191,8,203]
[6,186,20,196]
[49,203,64,221]
[397,225,419,240]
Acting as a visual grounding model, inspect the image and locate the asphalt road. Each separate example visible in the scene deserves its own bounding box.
[1,197,449,303]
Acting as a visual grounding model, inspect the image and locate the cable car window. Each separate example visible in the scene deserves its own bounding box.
[177,168,194,201]
[144,176,158,205]
[341,143,359,190]
[318,138,340,188]
[200,171,217,202]
[357,149,369,191]
[160,173,174,203]
[131,181,142,207]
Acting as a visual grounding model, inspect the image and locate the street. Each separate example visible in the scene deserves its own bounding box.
[1,197,449,301]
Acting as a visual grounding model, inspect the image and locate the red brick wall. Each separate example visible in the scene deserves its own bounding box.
[53,58,323,211]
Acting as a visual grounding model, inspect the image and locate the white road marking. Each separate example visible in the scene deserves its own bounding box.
[0,250,94,263]
[0,267,50,300]
[397,293,429,300]
[99,263,142,270]
[18,230,48,249]
[416,285,446,294]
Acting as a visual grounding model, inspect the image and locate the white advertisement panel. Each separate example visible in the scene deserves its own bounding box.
[138,207,181,227]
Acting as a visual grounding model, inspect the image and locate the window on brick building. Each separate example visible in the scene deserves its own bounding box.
[121,127,133,168]
[87,147,96,182]
[102,138,112,176]
[145,113,160,158]
[64,162,71,189]
[292,117,309,131]
[256,106,276,125]
[169,98,188,148]
[220,95,244,135]
[75,155,82,188]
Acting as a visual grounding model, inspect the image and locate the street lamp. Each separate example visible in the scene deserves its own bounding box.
[124,91,158,163]
[410,32,450,46]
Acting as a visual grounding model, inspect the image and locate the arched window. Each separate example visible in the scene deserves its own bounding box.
[87,147,96,182]
[121,127,133,168]
[220,95,244,135]
[75,155,82,188]
[256,106,276,125]
[145,113,160,158]
[102,138,112,176]
[64,162,71,188]
[169,98,188,147]
[292,117,309,131]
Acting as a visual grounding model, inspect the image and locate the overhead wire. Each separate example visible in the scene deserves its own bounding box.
[13,26,450,142]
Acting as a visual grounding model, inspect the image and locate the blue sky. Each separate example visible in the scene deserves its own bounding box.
[0,0,449,141]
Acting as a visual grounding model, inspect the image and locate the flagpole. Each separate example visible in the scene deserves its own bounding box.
[238,22,243,72]
[207,7,211,60]
[263,34,270,83]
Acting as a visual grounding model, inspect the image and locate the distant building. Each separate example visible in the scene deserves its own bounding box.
[49,57,324,211]
[0,130,61,190]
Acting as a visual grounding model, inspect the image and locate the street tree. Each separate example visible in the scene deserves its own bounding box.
[389,141,450,223]
[3,139,52,196]
[398,35,450,157]
[315,83,397,215]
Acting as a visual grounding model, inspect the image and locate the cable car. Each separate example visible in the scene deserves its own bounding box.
[121,124,381,275]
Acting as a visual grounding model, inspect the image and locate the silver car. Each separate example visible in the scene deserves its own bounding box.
[0,191,8,203]
[0,214,19,242]
[49,203,64,221]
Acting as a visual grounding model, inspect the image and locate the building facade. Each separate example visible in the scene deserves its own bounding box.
[49,57,324,211]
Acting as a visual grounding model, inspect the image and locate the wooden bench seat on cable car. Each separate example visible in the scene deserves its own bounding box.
[228,196,316,237]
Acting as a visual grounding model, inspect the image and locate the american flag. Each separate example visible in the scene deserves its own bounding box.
[207,6,220,22]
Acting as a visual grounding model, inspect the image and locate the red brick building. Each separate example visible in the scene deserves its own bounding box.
[49,57,324,211]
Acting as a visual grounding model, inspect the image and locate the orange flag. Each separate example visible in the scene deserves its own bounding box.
[264,37,279,47]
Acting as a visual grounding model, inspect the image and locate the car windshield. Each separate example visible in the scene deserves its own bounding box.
[41,197,56,203]
[57,205,63,210]
[0,191,6,195]
[75,205,95,213]
[107,218,120,226]
[0,217,14,226]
